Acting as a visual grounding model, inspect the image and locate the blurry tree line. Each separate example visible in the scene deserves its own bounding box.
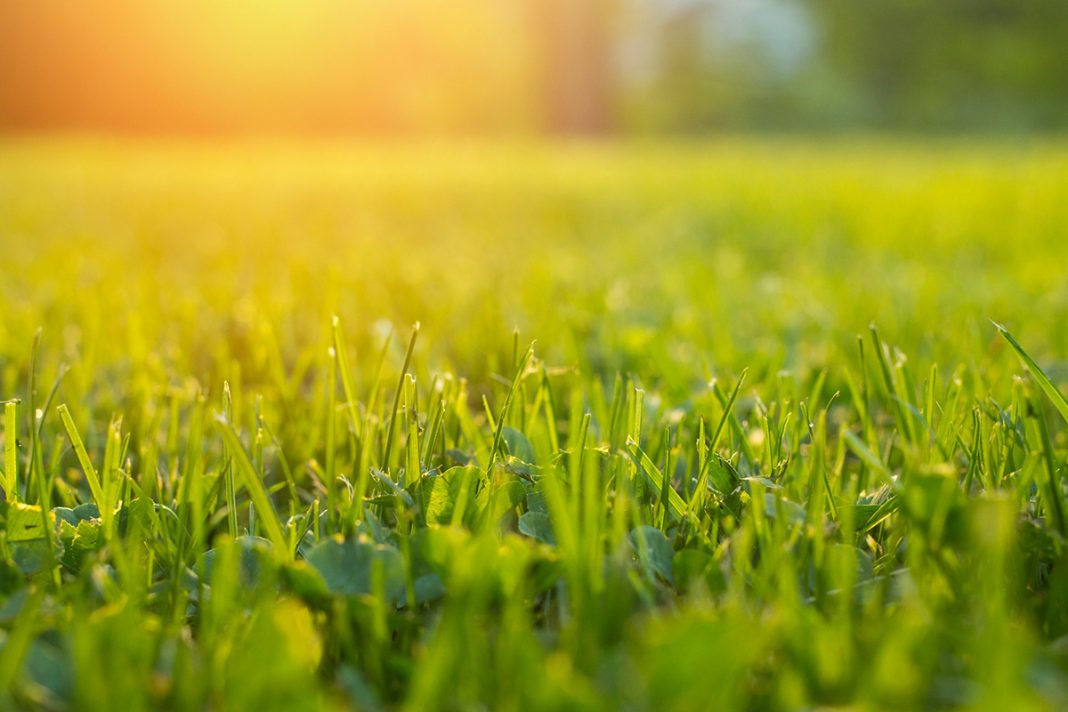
[1,0,1066,134]
[611,0,1068,133]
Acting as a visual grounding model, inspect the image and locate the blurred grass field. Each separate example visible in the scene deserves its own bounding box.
[2,139,1068,710]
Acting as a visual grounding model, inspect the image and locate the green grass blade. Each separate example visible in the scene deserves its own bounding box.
[3,400,17,503]
[57,404,106,512]
[215,414,290,558]
[994,321,1068,425]
[382,322,420,472]
[332,315,361,439]
[629,439,687,522]
[486,342,534,475]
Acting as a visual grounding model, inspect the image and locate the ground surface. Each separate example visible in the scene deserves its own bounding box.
[1,140,1067,710]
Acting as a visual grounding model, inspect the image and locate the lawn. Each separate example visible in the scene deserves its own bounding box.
[1,139,1067,710]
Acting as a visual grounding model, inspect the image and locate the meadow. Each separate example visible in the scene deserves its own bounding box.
[1,139,1067,710]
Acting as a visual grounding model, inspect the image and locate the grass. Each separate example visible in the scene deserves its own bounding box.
[1,138,1068,709]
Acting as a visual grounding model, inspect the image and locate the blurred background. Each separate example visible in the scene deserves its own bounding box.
[2,0,1067,137]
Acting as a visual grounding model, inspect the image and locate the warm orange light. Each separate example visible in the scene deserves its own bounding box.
[0,0,539,135]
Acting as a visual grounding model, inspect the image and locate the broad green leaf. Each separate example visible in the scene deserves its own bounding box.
[57,518,102,572]
[502,426,536,464]
[400,573,446,607]
[6,502,50,542]
[305,536,406,603]
[477,479,527,526]
[628,526,673,583]
[422,466,479,526]
[10,539,52,576]
[200,535,276,588]
[517,511,555,545]
[281,560,333,609]
[525,491,548,514]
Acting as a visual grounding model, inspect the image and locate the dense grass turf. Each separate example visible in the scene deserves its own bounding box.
[1,139,1068,710]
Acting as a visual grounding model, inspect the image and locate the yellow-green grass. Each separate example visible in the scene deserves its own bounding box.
[0,139,1067,710]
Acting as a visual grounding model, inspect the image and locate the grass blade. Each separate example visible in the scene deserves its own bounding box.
[57,404,106,513]
[215,415,290,558]
[486,342,534,475]
[382,322,420,472]
[3,400,17,503]
[994,321,1068,425]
